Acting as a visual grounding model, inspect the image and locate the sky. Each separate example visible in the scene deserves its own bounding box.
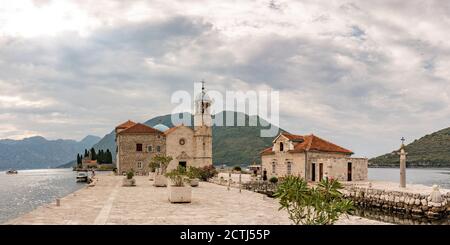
[0,0,449,158]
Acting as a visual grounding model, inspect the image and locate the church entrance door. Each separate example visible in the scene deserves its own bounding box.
[311,163,316,182]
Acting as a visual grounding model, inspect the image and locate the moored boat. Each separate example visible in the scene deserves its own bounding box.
[6,169,18,174]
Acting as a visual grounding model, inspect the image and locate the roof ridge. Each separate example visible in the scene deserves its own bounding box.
[309,134,353,153]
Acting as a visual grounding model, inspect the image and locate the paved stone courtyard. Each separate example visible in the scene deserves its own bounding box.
[6,174,385,225]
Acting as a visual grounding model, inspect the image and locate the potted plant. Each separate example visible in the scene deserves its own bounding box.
[150,155,172,187]
[148,160,158,181]
[122,169,136,187]
[187,167,201,187]
[165,166,191,203]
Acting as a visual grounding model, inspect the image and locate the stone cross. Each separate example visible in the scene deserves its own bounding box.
[399,138,407,188]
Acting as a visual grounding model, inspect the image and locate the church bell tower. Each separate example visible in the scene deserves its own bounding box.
[193,81,213,167]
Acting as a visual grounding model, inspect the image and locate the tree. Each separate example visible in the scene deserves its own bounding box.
[90,147,97,161]
[76,154,81,165]
[106,149,113,164]
[84,149,88,158]
[274,176,354,225]
[98,149,104,164]
[149,155,173,174]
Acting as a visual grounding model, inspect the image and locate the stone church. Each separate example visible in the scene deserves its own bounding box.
[115,85,213,175]
[261,132,368,182]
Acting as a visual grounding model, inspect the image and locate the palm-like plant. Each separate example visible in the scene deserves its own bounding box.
[274,176,354,225]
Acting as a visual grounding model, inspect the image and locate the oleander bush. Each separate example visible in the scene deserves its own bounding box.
[274,176,354,225]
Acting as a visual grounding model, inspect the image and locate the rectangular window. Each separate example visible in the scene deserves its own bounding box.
[157,145,161,152]
[136,143,143,152]
[287,162,292,175]
[137,162,142,169]
[272,162,276,174]
[147,145,152,152]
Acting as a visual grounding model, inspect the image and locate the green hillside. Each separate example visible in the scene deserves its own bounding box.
[369,127,450,167]
[91,111,282,167]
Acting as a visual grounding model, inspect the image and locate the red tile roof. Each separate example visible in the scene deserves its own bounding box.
[163,125,193,136]
[261,133,353,155]
[118,123,163,135]
[116,120,137,129]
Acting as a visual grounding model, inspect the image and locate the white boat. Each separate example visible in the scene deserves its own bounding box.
[76,171,89,182]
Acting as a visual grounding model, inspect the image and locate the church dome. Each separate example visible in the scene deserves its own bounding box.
[153,124,170,132]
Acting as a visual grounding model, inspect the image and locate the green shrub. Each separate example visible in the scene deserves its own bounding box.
[165,165,188,187]
[187,166,201,180]
[198,165,218,181]
[126,169,134,180]
[274,176,354,225]
[149,155,173,174]
[269,177,278,184]
[233,166,242,172]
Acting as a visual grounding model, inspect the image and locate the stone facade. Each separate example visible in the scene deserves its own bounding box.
[115,85,213,175]
[165,125,195,172]
[261,133,368,182]
[116,125,166,175]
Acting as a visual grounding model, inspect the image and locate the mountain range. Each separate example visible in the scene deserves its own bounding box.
[0,135,101,170]
[369,127,450,167]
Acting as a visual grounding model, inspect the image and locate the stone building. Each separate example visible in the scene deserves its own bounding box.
[261,132,368,182]
[115,84,213,175]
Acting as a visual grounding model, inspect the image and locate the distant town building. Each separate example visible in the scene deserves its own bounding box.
[260,133,368,182]
[115,83,213,175]
[81,151,97,169]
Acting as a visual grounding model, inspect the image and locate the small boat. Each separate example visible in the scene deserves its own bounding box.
[6,169,18,175]
[76,171,89,182]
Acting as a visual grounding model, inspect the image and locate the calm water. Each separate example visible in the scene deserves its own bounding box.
[0,169,85,224]
[369,168,450,189]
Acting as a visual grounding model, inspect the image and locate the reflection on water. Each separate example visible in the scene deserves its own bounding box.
[0,169,85,224]
[368,168,450,189]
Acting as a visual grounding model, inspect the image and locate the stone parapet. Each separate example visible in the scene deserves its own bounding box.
[344,186,449,219]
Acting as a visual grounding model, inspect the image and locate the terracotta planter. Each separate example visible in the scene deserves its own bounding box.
[168,185,192,203]
[154,174,167,187]
[122,177,136,187]
[190,179,199,187]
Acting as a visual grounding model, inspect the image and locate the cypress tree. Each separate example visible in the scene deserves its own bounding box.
[90,147,97,161]
[106,149,112,164]
[84,149,88,158]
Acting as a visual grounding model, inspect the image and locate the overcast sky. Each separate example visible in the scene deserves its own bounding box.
[1,0,449,158]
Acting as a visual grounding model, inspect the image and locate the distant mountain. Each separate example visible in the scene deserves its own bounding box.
[369,127,450,167]
[92,111,284,166]
[0,135,101,170]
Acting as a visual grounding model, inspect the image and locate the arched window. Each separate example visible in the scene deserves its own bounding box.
[272,162,276,174]
[279,142,284,152]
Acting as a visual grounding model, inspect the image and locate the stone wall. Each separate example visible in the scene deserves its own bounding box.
[262,150,368,182]
[117,133,166,175]
[344,186,450,219]
[165,126,195,171]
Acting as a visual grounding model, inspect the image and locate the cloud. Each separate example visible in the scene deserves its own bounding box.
[0,0,449,157]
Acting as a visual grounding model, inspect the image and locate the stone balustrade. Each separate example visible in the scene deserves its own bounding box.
[344,186,450,219]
